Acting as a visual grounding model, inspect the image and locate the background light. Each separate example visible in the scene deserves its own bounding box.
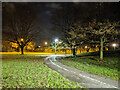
[85,46,87,48]
[45,42,47,45]
[117,44,119,47]
[55,39,58,42]
[112,43,116,47]
[21,38,24,41]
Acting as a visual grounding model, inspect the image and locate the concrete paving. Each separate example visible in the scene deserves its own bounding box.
[44,55,120,89]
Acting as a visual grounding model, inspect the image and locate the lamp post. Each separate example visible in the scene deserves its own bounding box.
[20,38,24,54]
[112,43,116,50]
[85,46,87,49]
[45,42,47,45]
[55,39,58,55]
[38,46,40,51]
[44,42,48,53]
[21,38,24,42]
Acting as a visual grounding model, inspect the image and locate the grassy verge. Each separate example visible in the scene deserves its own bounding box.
[58,55,119,81]
[2,55,83,88]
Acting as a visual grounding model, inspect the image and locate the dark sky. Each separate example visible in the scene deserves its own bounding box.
[25,2,76,45]
[3,2,65,45]
[28,2,65,45]
[3,2,120,46]
[33,2,120,45]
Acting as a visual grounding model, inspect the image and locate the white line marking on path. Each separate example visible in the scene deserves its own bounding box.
[78,74,117,88]
[50,59,69,71]
[47,56,118,88]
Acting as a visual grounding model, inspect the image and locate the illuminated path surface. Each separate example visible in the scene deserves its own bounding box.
[44,55,119,88]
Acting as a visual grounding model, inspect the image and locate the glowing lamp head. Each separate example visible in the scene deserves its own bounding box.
[112,44,116,47]
[55,39,58,42]
[38,46,40,48]
[21,38,24,41]
[85,46,87,48]
[45,42,47,45]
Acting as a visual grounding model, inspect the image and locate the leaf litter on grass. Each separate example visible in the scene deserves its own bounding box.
[2,55,83,88]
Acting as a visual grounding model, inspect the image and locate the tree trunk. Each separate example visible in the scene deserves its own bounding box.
[73,47,76,56]
[87,48,90,52]
[80,47,81,53]
[100,38,103,60]
[65,49,66,55]
[21,46,24,55]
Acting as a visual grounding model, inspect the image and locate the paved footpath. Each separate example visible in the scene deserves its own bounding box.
[44,55,120,89]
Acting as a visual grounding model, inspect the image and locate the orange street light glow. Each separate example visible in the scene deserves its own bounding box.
[21,38,24,41]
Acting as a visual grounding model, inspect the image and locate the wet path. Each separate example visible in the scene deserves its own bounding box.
[44,55,119,89]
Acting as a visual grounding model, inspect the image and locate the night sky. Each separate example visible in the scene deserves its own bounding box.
[3,2,120,46]
[30,2,75,45]
[3,2,75,45]
[32,2,64,43]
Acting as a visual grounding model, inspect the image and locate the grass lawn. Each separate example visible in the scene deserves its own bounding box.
[2,55,83,88]
[58,52,119,81]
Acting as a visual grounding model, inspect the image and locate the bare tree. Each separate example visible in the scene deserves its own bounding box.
[51,3,100,56]
[87,19,120,60]
[3,3,39,54]
[51,4,83,56]
[64,22,89,56]
[51,2,120,56]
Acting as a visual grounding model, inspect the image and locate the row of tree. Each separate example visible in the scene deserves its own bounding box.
[51,3,120,60]
[2,2,120,60]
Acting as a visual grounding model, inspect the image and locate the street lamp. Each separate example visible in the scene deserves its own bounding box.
[38,46,40,51]
[112,43,117,50]
[45,42,47,45]
[85,46,87,48]
[55,39,58,55]
[21,38,24,42]
[55,39,58,42]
